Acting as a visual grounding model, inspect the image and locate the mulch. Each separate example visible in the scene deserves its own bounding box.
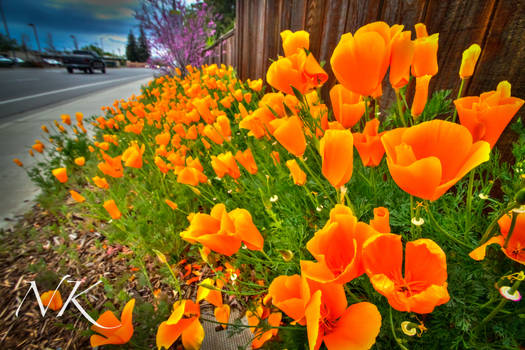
[0,200,254,349]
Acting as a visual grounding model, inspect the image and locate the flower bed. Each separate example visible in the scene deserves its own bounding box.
[15,22,524,349]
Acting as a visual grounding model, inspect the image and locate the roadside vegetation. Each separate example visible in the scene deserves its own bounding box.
[5,21,525,350]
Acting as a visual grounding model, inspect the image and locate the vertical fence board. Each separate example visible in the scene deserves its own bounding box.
[466,0,525,159]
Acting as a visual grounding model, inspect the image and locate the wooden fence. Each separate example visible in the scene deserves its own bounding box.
[204,0,524,158]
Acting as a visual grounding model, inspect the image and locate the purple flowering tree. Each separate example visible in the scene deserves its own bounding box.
[136,0,216,73]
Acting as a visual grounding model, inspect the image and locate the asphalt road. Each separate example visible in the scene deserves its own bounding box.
[0,67,153,120]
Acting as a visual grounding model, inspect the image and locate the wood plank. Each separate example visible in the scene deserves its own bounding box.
[422,0,496,99]
[466,0,525,160]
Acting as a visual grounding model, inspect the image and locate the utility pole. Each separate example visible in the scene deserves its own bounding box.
[0,0,15,58]
[70,34,78,50]
[100,37,104,52]
[28,23,41,52]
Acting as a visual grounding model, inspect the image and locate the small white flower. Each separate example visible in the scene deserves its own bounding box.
[227,189,232,194]
[270,195,279,202]
[215,177,222,181]
[212,197,217,201]
[478,193,489,200]
[316,207,322,212]
[241,243,247,250]
[272,141,277,145]
[230,273,238,281]
[499,286,521,301]
[411,217,425,226]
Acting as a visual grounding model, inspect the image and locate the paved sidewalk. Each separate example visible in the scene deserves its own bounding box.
[0,77,152,230]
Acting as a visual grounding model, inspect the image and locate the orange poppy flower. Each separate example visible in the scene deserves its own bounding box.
[13,158,23,167]
[180,203,263,256]
[286,159,307,186]
[270,116,306,157]
[267,49,327,95]
[271,272,390,350]
[75,112,83,123]
[411,75,432,118]
[454,81,524,148]
[177,167,207,186]
[32,142,45,153]
[93,176,109,189]
[363,234,450,313]
[281,29,309,57]
[248,78,263,92]
[248,308,282,349]
[70,190,85,203]
[215,115,231,141]
[203,124,224,145]
[411,23,439,77]
[381,120,490,200]
[320,129,354,188]
[329,84,365,129]
[74,156,85,166]
[235,148,258,174]
[331,21,403,96]
[90,299,135,347]
[52,167,68,183]
[214,304,230,328]
[40,290,63,311]
[268,275,307,324]
[271,151,280,165]
[122,143,145,168]
[211,152,241,179]
[103,199,122,220]
[390,30,414,90]
[156,300,204,350]
[165,199,178,210]
[353,118,385,167]
[369,207,391,233]
[98,153,123,178]
[301,204,378,284]
[470,211,525,265]
[459,44,481,79]
[60,114,71,125]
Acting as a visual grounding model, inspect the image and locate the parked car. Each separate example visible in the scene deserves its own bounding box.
[62,50,106,74]
[12,57,25,65]
[43,58,62,66]
[0,55,14,67]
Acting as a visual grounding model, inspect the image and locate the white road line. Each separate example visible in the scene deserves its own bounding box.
[0,75,149,105]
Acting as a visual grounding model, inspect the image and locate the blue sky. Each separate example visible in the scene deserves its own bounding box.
[1,0,141,55]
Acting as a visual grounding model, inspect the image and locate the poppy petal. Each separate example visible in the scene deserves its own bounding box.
[323,302,381,350]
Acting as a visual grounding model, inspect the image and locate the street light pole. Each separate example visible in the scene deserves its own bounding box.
[28,23,41,52]
[0,0,16,58]
[70,34,78,50]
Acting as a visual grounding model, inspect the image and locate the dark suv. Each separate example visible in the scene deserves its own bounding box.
[62,50,106,74]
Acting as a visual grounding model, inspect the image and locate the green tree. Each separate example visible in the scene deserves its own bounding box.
[81,44,104,56]
[204,0,235,39]
[0,34,18,52]
[136,25,150,62]
[126,30,138,61]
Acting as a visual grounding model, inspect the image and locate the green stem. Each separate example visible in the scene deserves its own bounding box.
[503,211,518,249]
[389,308,409,350]
[465,170,475,235]
[480,202,518,244]
[424,204,472,249]
[452,78,465,123]
[395,90,407,127]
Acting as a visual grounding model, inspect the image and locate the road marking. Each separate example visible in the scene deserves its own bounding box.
[0,75,150,105]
